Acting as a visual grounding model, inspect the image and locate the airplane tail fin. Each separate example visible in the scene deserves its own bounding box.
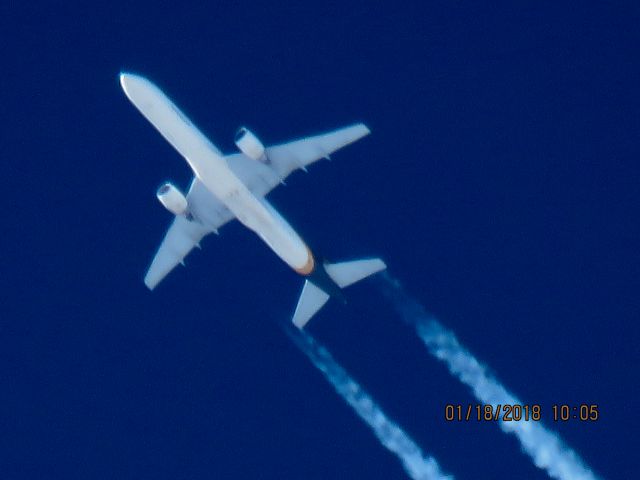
[324,258,386,288]
[292,280,331,329]
[292,258,386,329]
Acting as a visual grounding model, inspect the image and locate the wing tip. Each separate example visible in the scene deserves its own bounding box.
[144,276,157,290]
[348,123,370,137]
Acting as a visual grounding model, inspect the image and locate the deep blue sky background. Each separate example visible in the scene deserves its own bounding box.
[2,1,638,478]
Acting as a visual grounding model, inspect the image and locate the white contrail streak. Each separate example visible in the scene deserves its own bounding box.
[283,324,453,480]
[379,273,599,480]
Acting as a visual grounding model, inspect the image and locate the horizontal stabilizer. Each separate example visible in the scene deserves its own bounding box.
[324,258,387,288]
[292,281,330,329]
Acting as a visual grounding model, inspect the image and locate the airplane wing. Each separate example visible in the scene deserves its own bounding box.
[268,123,370,179]
[144,179,235,290]
[225,123,370,197]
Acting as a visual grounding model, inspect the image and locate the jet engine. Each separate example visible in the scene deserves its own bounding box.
[156,182,188,216]
[234,127,268,163]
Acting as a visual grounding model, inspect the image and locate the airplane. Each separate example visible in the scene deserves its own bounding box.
[120,73,386,328]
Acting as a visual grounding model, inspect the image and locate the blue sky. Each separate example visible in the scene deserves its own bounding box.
[2,1,638,478]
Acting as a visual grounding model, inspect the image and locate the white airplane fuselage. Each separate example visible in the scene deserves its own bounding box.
[121,72,387,328]
[120,74,316,275]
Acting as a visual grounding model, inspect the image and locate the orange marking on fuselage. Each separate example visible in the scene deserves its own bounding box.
[294,246,315,275]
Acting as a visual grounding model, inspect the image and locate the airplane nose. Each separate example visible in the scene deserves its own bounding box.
[119,72,129,92]
[119,72,134,91]
[119,72,148,95]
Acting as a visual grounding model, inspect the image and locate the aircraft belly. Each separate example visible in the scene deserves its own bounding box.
[222,192,310,271]
[121,73,310,272]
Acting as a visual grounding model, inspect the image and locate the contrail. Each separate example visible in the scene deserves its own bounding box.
[283,323,453,480]
[378,273,599,480]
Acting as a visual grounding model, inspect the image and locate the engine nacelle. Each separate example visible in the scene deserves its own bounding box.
[234,127,267,162]
[156,182,188,216]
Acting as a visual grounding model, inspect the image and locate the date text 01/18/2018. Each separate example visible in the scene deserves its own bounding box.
[444,404,599,422]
